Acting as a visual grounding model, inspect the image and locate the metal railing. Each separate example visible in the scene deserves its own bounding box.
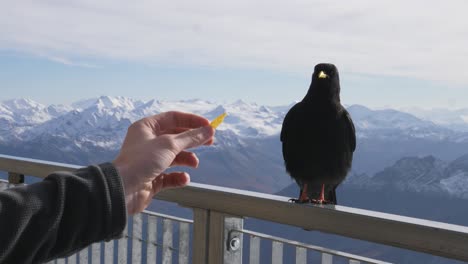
[2,154,468,263]
[58,211,192,264]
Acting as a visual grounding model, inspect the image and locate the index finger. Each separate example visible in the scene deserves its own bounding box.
[144,111,210,134]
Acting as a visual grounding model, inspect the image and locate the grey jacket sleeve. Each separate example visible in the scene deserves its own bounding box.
[0,162,127,264]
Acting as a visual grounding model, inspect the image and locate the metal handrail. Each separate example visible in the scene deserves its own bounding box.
[1,154,468,262]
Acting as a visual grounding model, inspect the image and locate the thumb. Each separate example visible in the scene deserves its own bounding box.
[173,125,215,151]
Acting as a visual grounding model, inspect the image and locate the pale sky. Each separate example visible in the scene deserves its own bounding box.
[1,0,467,108]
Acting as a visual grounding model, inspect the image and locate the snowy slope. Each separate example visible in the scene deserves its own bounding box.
[0,99,70,141]
[2,96,468,196]
[3,96,468,143]
[3,96,468,150]
[401,107,468,132]
[347,155,468,199]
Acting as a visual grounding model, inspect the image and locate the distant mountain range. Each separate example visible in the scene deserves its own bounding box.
[3,96,468,143]
[401,106,468,132]
[2,96,468,194]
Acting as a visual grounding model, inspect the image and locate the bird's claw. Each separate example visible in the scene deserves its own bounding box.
[289,198,311,204]
[311,199,333,205]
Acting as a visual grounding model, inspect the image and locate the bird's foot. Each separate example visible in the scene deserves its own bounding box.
[310,198,333,205]
[289,198,310,204]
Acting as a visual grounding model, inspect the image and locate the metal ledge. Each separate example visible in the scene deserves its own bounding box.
[0,154,80,178]
[156,182,468,261]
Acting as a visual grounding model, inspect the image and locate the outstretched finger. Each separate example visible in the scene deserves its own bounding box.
[153,172,190,191]
[171,151,199,168]
[173,126,215,151]
[160,127,191,135]
[151,111,210,132]
[163,128,214,145]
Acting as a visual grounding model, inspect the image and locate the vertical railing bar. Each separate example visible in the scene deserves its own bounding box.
[78,247,88,264]
[207,211,224,264]
[272,241,284,264]
[103,240,114,264]
[295,247,307,264]
[91,242,100,263]
[132,214,143,263]
[117,224,128,264]
[147,215,158,264]
[192,208,209,264]
[350,259,361,264]
[179,222,190,264]
[322,252,333,264]
[249,235,260,264]
[67,253,77,264]
[162,218,173,264]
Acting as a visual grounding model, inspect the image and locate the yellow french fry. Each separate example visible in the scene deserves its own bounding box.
[210,113,227,129]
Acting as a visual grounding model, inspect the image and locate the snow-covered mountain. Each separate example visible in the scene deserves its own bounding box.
[2,96,468,194]
[0,96,287,145]
[347,155,468,199]
[2,96,468,145]
[348,105,462,141]
[401,107,468,132]
[0,99,71,141]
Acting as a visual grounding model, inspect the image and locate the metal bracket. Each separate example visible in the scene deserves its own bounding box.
[223,216,243,263]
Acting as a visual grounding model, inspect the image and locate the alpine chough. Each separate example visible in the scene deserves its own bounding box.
[281,63,356,204]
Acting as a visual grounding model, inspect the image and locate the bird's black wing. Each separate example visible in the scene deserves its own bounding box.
[280,102,301,143]
[343,109,356,152]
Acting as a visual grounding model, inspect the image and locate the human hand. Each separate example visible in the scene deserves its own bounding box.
[113,111,215,215]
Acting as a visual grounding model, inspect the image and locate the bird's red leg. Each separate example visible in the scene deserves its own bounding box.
[319,184,325,201]
[312,184,331,204]
[299,183,309,202]
[289,183,310,203]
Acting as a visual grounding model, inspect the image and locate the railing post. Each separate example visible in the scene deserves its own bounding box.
[192,209,243,264]
[192,208,209,264]
[207,211,243,264]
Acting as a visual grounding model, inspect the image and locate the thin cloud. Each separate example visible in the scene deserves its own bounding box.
[1,0,467,84]
[48,56,99,68]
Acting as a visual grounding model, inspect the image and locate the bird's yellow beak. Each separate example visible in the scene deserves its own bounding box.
[318,71,328,79]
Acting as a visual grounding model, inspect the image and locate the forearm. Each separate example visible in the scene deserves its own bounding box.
[0,163,127,263]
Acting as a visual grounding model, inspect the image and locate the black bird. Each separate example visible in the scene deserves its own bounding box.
[281,63,356,204]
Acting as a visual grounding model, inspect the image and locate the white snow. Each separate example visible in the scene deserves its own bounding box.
[2,96,468,147]
[440,170,468,198]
